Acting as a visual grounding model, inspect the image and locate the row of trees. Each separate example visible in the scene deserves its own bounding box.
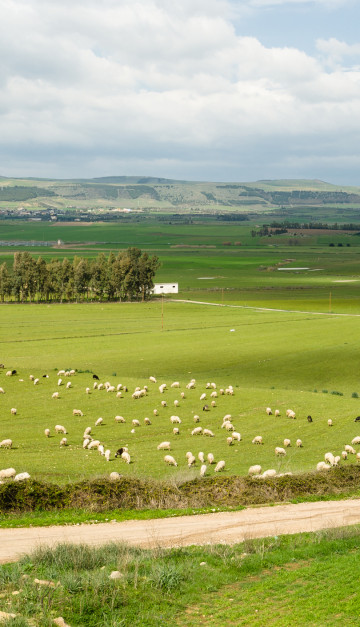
[0,249,160,303]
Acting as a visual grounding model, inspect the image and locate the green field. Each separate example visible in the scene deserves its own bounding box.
[1,301,360,483]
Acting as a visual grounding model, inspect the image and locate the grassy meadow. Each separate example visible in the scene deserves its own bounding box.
[1,301,360,483]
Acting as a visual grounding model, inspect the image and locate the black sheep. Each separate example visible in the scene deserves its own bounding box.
[115,448,125,458]
[354,416,360,422]
[93,374,99,380]
[307,415,313,422]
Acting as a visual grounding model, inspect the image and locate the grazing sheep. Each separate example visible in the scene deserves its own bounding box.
[29,375,34,381]
[83,438,90,449]
[274,409,280,417]
[203,429,214,437]
[334,455,340,466]
[225,386,234,395]
[324,452,336,466]
[225,423,235,432]
[52,392,59,399]
[248,465,262,476]
[185,451,193,460]
[200,464,207,477]
[266,407,272,415]
[116,384,123,392]
[149,376,157,383]
[57,378,62,386]
[262,469,277,478]
[121,451,131,464]
[226,436,234,446]
[116,391,122,398]
[198,452,205,463]
[164,454,177,466]
[107,385,115,393]
[345,444,356,455]
[173,427,180,435]
[132,419,140,427]
[187,454,196,467]
[170,415,181,424]
[73,409,83,417]
[157,441,171,451]
[352,436,360,445]
[206,383,211,389]
[0,468,16,479]
[84,427,92,436]
[193,415,200,423]
[159,384,167,393]
[95,417,103,427]
[55,425,67,434]
[59,438,68,447]
[186,380,196,389]
[144,417,151,425]
[0,387,4,394]
[34,378,39,385]
[115,447,128,458]
[328,419,333,427]
[57,370,65,376]
[286,410,296,419]
[93,374,99,380]
[214,460,225,472]
[252,435,263,445]
[115,415,125,423]
[307,415,313,422]
[317,461,331,471]
[171,381,180,388]
[161,400,167,407]
[98,445,105,455]
[109,472,122,481]
[232,432,241,442]
[355,416,360,422]
[356,452,360,463]
[275,447,286,456]
[94,381,98,389]
[66,381,72,389]
[210,391,217,398]
[174,400,180,407]
[10,408,17,415]
[284,438,291,447]
[207,453,215,464]
[211,382,216,389]
[211,401,216,407]
[153,409,159,416]
[105,449,111,461]
[14,472,31,481]
[341,450,348,460]
[200,393,206,401]
[191,427,202,436]
[44,429,50,437]
[98,383,104,390]
[296,439,303,448]
[202,405,209,412]
[88,440,101,450]
[0,439,12,449]
[6,370,12,376]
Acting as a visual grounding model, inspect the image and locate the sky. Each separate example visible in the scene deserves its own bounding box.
[1,0,360,184]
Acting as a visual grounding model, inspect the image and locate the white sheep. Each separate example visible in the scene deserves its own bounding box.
[69,369,76,376]
[116,391,122,398]
[105,449,111,462]
[317,461,331,471]
[345,444,356,455]
[153,409,159,416]
[274,409,280,417]
[266,407,272,415]
[161,400,167,407]
[88,440,101,450]
[210,391,217,398]
[6,370,12,376]
[193,415,200,423]
[157,441,171,451]
[187,454,196,467]
[334,455,340,465]
[95,417,103,427]
[352,436,360,445]
[226,436,233,446]
[159,384,167,393]
[170,415,181,424]
[149,376,157,383]
[173,427,180,435]
[144,417,151,425]
[44,429,50,437]
[171,381,180,388]
[356,452,360,463]
[58,378,62,386]
[262,469,277,478]
[284,438,291,447]
[275,447,286,456]
[0,439,12,449]
[10,408,17,415]
[0,387,4,394]
[211,382,216,389]
[121,452,131,464]
[57,370,65,376]
[109,472,122,481]
[29,375,34,381]
[164,454,177,466]
[107,385,115,393]
[115,416,125,423]
[55,425,67,434]
[248,464,262,476]
[214,460,225,472]
[224,423,235,432]
[207,453,215,464]
[14,472,31,481]
[0,468,16,479]
[52,392,59,399]
[66,381,72,389]
[203,429,214,437]
[59,438,68,447]
[34,378,39,385]
[98,444,105,455]
[84,427,92,436]
[324,452,336,466]
[200,464,207,477]
[83,438,90,449]
[200,393,206,401]
[296,439,303,448]
[185,451,193,460]
[191,427,202,436]
[93,382,98,389]
[341,450,348,460]
[174,400,180,407]
[73,409,83,416]
[232,432,241,442]
[252,435,263,445]
[132,419,140,427]
[117,384,123,391]
[98,383,104,390]
[328,419,333,427]
[198,452,205,463]
[206,383,211,389]
[286,409,296,419]
[180,391,185,399]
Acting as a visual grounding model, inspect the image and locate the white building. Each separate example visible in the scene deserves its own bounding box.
[152,283,178,295]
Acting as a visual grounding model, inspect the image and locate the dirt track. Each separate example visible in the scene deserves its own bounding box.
[1,499,360,564]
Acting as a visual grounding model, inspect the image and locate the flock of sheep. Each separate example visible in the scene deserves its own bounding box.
[1,368,360,484]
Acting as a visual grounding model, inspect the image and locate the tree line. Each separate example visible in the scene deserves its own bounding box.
[0,249,160,303]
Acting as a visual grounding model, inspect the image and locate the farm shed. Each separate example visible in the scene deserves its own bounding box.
[152,283,178,295]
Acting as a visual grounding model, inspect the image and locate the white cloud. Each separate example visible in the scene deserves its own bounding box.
[1,0,360,182]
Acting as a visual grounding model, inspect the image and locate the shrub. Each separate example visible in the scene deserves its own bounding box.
[352,392,359,398]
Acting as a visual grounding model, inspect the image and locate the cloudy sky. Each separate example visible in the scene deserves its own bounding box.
[1,0,360,184]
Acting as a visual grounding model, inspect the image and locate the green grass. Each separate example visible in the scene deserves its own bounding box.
[1,526,360,625]
[1,302,360,483]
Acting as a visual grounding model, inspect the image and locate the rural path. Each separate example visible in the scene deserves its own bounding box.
[172,299,360,317]
[1,499,360,564]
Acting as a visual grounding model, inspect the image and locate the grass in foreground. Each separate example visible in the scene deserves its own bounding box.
[1,526,360,626]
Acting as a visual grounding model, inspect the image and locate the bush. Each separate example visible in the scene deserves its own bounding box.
[352,392,359,398]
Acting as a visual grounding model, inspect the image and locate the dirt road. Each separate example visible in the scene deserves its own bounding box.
[1,499,360,564]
